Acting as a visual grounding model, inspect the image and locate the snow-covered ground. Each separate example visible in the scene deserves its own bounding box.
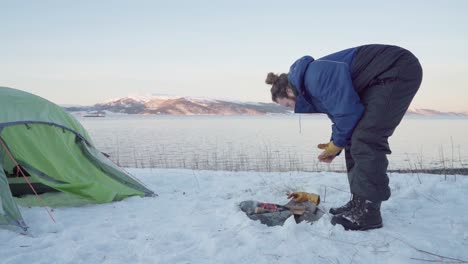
[1,169,467,264]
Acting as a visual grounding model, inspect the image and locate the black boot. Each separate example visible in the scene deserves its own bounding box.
[331,196,383,231]
[329,195,357,215]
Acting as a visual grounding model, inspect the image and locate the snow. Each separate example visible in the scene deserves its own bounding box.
[1,169,467,264]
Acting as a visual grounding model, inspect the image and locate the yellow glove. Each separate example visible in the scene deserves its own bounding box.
[287,192,320,205]
[317,141,343,160]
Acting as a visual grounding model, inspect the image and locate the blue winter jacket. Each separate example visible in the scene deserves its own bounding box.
[288,48,365,147]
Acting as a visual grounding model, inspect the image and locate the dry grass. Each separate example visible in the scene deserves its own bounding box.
[101,141,468,176]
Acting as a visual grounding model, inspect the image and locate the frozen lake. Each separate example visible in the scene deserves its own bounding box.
[78,115,468,172]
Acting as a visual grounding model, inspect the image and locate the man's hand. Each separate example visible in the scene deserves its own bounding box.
[317,141,343,163]
[319,155,337,163]
[287,192,320,205]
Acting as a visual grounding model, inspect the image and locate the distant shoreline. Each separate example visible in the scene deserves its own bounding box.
[329,168,468,176]
[333,168,468,175]
[388,168,468,176]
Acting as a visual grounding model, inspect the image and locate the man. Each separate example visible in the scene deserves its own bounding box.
[266,44,423,230]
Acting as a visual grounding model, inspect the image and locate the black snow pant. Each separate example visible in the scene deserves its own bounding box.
[346,46,423,202]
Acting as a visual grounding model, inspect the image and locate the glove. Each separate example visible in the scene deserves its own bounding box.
[287,192,320,205]
[317,141,343,161]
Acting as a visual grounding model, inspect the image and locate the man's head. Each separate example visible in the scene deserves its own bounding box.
[266,72,296,109]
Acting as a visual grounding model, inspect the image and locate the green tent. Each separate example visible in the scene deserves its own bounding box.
[0,86,154,232]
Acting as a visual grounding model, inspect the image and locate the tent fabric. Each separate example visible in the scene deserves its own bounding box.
[0,86,154,232]
[0,159,28,231]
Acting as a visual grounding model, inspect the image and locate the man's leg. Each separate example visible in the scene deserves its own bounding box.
[332,56,422,230]
[348,59,422,202]
[328,144,358,215]
[345,143,355,184]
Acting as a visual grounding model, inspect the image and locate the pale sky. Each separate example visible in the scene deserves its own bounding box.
[1,0,467,111]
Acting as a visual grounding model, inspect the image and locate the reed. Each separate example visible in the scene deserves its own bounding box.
[100,138,467,175]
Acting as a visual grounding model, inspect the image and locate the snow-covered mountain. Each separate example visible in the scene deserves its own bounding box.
[92,96,290,115]
[406,107,468,117]
[64,96,468,116]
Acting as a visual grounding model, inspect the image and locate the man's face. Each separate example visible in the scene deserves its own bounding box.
[276,97,296,109]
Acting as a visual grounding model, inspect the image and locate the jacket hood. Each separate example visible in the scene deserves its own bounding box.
[288,56,315,94]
